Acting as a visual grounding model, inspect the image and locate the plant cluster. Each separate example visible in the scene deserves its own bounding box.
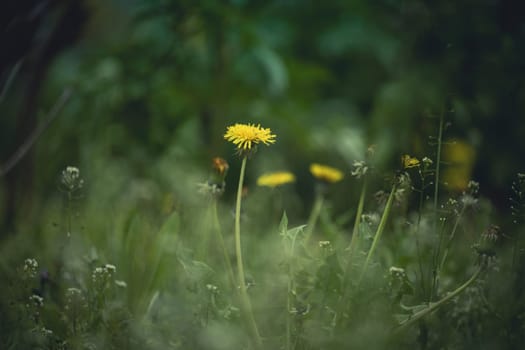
[1,121,524,350]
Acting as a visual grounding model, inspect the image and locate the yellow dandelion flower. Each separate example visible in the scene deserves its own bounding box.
[257,171,296,188]
[224,123,276,151]
[310,163,344,183]
[401,155,420,169]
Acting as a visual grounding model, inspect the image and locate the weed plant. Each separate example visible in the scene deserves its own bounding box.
[1,120,525,350]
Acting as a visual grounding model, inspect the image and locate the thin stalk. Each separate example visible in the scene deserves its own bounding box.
[347,177,368,259]
[392,265,483,335]
[234,157,248,289]
[439,204,466,274]
[430,111,444,301]
[67,191,72,238]
[340,177,368,299]
[234,157,263,350]
[303,192,324,245]
[211,199,237,292]
[59,190,73,259]
[357,183,397,288]
[0,88,72,177]
[430,218,447,302]
[433,112,444,232]
[415,175,426,296]
[285,230,298,350]
[286,278,292,350]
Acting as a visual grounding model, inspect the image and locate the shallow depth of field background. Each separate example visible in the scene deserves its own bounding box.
[1,1,525,349]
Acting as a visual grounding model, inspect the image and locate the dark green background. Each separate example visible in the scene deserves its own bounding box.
[2,0,524,233]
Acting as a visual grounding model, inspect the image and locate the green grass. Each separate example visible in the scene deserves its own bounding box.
[1,126,525,350]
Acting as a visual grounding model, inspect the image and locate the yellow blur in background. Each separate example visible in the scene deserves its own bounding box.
[442,139,476,191]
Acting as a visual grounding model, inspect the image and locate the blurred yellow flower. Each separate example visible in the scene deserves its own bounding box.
[443,140,476,191]
[401,155,420,169]
[310,163,344,183]
[257,171,296,188]
[224,123,276,151]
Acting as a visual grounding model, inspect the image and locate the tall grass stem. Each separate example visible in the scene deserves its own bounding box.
[285,227,299,350]
[341,177,368,295]
[393,265,483,335]
[304,192,324,245]
[430,111,444,301]
[438,204,466,274]
[347,177,368,258]
[357,183,397,288]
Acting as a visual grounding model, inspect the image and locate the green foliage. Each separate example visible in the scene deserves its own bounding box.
[2,137,525,350]
[2,0,525,349]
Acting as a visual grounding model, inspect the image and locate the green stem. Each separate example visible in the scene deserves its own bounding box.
[234,157,248,288]
[67,191,72,238]
[357,183,397,288]
[340,177,368,297]
[304,192,324,245]
[433,111,444,232]
[439,204,466,274]
[392,265,483,335]
[234,157,263,350]
[285,230,298,350]
[430,111,444,301]
[212,199,237,293]
[416,205,426,295]
[415,174,426,297]
[286,278,292,350]
[347,177,368,258]
[430,218,447,302]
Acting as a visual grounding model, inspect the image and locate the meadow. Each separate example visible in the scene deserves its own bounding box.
[2,1,525,349]
[2,117,525,349]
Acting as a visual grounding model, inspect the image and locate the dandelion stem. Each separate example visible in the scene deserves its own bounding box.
[235,157,248,288]
[392,265,483,335]
[357,182,397,288]
[234,156,263,350]
[304,191,324,245]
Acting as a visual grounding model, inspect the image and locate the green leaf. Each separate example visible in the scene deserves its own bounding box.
[279,211,288,237]
[158,210,180,237]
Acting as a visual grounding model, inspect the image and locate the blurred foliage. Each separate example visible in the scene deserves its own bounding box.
[2,0,525,208]
[2,0,525,349]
